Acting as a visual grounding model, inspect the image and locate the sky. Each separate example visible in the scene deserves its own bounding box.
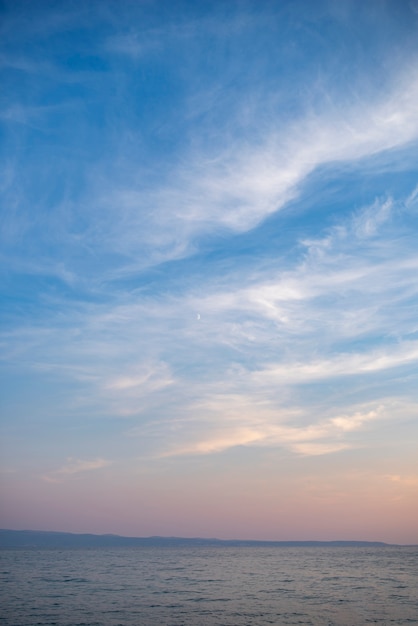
[1,0,418,544]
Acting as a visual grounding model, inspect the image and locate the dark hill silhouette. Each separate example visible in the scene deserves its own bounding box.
[0,529,393,548]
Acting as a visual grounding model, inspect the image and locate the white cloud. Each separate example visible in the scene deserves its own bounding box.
[352,198,393,238]
[253,343,418,385]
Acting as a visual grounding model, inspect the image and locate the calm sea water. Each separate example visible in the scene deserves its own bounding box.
[1,546,417,625]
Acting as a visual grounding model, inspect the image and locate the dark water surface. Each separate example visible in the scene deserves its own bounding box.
[1,545,417,625]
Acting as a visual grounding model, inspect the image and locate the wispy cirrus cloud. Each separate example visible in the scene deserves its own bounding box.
[42,458,111,484]
[85,65,418,273]
[155,398,385,458]
[5,49,417,284]
[2,188,417,455]
[252,343,418,386]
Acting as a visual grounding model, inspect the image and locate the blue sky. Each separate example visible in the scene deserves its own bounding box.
[1,0,418,542]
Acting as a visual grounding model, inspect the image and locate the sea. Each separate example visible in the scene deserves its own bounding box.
[1,545,417,625]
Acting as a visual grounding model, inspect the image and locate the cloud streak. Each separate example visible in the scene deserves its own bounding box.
[157,400,385,458]
[42,458,111,484]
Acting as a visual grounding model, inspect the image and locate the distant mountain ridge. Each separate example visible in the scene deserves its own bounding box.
[0,530,395,548]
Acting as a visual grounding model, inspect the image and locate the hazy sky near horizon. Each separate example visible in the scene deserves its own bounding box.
[1,0,418,544]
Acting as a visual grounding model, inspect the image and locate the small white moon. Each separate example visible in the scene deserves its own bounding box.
[197,313,201,320]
